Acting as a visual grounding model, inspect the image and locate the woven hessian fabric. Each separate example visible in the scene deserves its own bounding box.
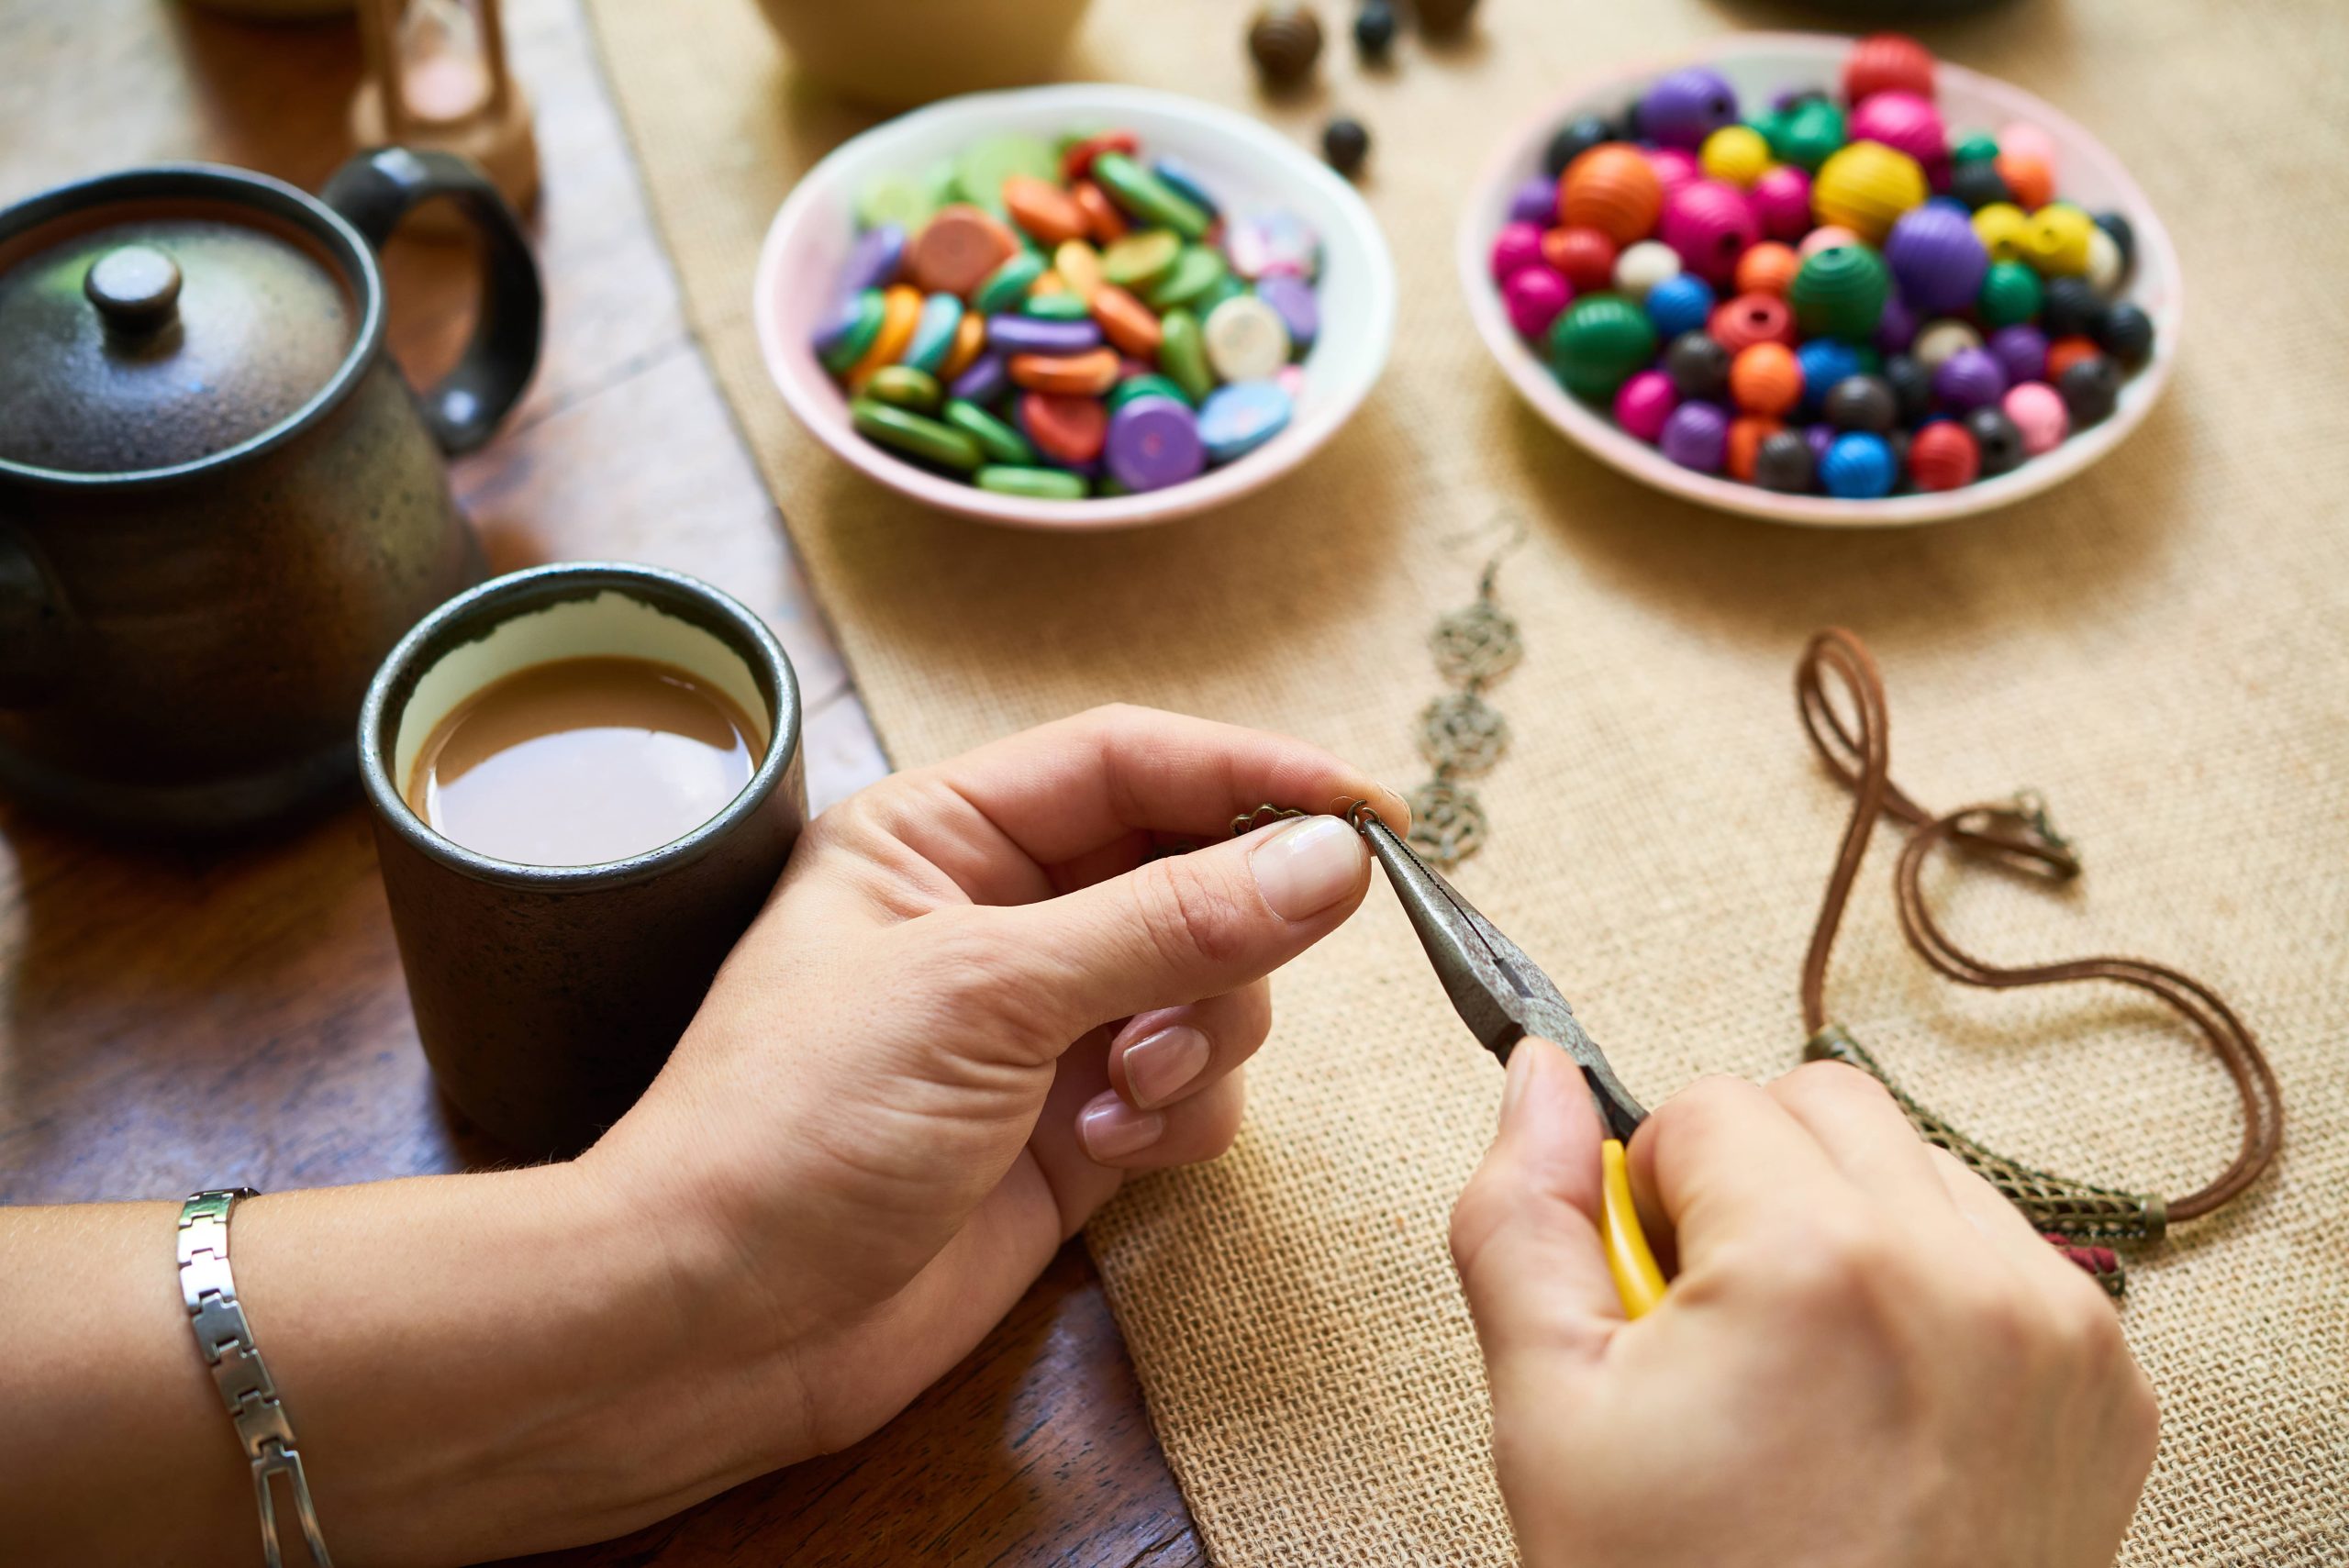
[579,0,2348,1560]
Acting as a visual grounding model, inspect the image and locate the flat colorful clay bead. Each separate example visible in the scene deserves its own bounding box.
[866,363,942,413]
[974,252,1046,315]
[1157,309,1216,403]
[856,175,936,233]
[1197,381,1294,463]
[1106,395,1208,491]
[1001,174,1088,248]
[1070,181,1129,244]
[1010,347,1121,395]
[1227,209,1321,279]
[1060,129,1139,182]
[851,398,983,470]
[1101,230,1183,292]
[956,134,1060,215]
[987,315,1103,355]
[837,225,907,297]
[845,285,924,386]
[1089,284,1166,358]
[939,311,988,380]
[1151,158,1221,217]
[1108,373,1194,409]
[1203,294,1294,382]
[1147,245,1230,311]
[1022,292,1092,322]
[948,351,1008,405]
[1053,239,1106,301]
[901,294,964,373]
[816,288,885,372]
[908,206,1021,297]
[1019,391,1109,463]
[1254,273,1320,349]
[942,398,1037,464]
[1090,152,1212,239]
[976,464,1088,500]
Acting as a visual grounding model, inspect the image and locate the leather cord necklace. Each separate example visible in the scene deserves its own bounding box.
[1793,628,2285,1296]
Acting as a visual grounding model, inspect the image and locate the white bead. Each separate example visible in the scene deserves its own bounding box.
[1202,295,1293,383]
[1913,318,1983,373]
[2084,227,2124,297]
[1611,239,1681,303]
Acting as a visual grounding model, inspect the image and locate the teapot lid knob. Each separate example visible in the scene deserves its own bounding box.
[83,244,182,335]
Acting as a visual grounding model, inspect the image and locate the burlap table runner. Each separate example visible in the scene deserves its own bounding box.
[579,0,2346,1559]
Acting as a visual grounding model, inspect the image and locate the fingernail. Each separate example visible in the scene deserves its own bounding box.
[1251,815,1365,921]
[1501,1038,1549,1124]
[1080,1090,1166,1162]
[1124,1025,1211,1108]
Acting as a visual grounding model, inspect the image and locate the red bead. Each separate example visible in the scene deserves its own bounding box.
[1709,291,1796,353]
[1909,420,1980,490]
[1843,33,1936,104]
[1542,225,1620,294]
[2044,334,2101,381]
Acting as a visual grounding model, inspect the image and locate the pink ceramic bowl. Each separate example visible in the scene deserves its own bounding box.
[1458,34,2180,528]
[754,83,1397,531]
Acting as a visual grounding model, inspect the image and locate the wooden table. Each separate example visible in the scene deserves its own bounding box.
[0,2,1203,1562]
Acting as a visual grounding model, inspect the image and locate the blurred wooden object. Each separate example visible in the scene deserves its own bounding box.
[0,0,1201,1562]
[352,0,540,219]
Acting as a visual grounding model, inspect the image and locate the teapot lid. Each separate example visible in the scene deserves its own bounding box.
[0,169,368,482]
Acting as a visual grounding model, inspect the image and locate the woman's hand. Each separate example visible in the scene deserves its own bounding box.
[1453,1045,2158,1568]
[588,706,1407,1479]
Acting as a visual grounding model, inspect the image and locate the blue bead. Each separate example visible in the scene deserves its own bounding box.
[1820,432,1897,498]
[1797,339,1864,412]
[1197,381,1294,463]
[1645,274,1716,341]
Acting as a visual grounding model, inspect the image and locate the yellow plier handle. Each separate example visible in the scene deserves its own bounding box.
[1599,1139,1667,1318]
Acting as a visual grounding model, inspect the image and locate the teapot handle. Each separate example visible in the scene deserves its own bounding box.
[0,524,63,708]
[321,148,545,456]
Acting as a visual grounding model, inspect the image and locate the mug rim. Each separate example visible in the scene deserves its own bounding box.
[0,162,387,491]
[358,561,805,891]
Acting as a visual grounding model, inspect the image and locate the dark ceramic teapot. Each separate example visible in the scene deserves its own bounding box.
[0,148,540,832]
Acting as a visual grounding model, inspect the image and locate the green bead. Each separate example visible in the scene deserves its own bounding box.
[1089,152,1211,240]
[818,289,886,373]
[1022,292,1093,321]
[1951,131,1999,165]
[974,252,1047,315]
[1156,309,1216,403]
[855,172,937,233]
[1788,244,1891,343]
[1768,99,1847,172]
[1977,259,2043,328]
[850,398,982,471]
[943,399,1037,464]
[1146,245,1230,311]
[955,133,1057,216]
[1197,273,1251,315]
[1108,373,1194,410]
[976,464,1088,500]
[865,364,942,413]
[1546,293,1657,402]
[1101,229,1183,291]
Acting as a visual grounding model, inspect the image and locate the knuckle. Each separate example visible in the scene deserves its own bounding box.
[1780,1058,1898,1115]
[1135,855,1254,973]
[1754,1210,1901,1310]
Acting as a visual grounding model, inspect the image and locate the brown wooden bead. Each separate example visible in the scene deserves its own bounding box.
[1246,4,1323,84]
[1413,0,1480,32]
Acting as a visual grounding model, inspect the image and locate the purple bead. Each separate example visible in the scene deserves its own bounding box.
[986,315,1103,354]
[1988,323,2049,386]
[1659,400,1730,473]
[1502,267,1572,338]
[1636,66,1740,150]
[1254,274,1319,350]
[1508,174,1560,228]
[1884,206,1987,316]
[1106,396,1207,492]
[811,291,867,357]
[1613,369,1678,443]
[1804,423,1836,464]
[948,351,1008,405]
[1874,295,1918,354]
[1490,220,1548,284]
[839,224,907,297]
[1933,347,2009,413]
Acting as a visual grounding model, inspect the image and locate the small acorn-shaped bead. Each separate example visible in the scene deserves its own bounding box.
[1321,115,1371,177]
[1413,0,1480,33]
[1353,0,1397,61]
[1248,4,1325,84]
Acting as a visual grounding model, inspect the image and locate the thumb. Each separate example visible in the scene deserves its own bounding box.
[1451,1040,1624,1384]
[990,813,1372,1040]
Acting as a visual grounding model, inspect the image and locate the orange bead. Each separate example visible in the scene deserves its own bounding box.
[845,284,923,387]
[938,311,987,381]
[1729,342,1802,416]
[1071,181,1129,245]
[907,206,1020,297]
[1995,150,2054,213]
[1002,174,1087,247]
[1088,284,1164,358]
[2044,334,2101,380]
[1726,415,1783,482]
[1559,143,1664,246]
[1709,291,1797,353]
[1733,240,1799,297]
[1009,347,1120,396]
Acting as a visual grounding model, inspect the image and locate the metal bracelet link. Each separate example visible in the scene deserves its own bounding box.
[177,1189,337,1568]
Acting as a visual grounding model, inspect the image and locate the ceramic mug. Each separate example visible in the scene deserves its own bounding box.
[359,562,807,1154]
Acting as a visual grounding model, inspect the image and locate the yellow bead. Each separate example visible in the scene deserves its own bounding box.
[1053,239,1104,301]
[1811,140,1926,244]
[846,284,923,389]
[2022,204,2093,277]
[1699,125,1774,189]
[1971,203,2032,264]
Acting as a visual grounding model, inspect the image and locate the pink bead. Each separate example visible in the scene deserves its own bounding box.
[1647,147,1701,203]
[1502,265,1573,338]
[2004,381,2069,455]
[1799,224,1861,259]
[1998,120,2058,175]
[1748,165,1812,243]
[1659,179,1758,284]
[1613,369,1679,442]
[1849,90,1946,167]
[1490,220,1548,283]
[1276,363,1308,398]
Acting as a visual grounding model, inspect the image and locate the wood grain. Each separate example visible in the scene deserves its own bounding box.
[0,1,1200,1562]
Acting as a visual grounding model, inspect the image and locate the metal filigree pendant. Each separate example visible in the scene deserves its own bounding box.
[1405,529,1523,868]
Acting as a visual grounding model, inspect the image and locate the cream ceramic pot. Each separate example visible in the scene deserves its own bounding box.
[751,0,1093,107]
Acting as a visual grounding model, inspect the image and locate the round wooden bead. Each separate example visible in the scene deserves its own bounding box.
[1353,0,1397,60]
[1543,226,1620,293]
[1699,125,1773,188]
[2043,334,2101,382]
[2022,204,2093,276]
[1874,295,1917,354]
[1987,323,2049,386]
[1647,147,1700,202]
[1753,428,1816,492]
[2093,210,2136,272]
[1820,431,1896,497]
[1812,141,1927,244]
[1884,202,1987,313]
[1748,165,1813,241]
[1612,368,1678,441]
[1664,330,1732,401]
[1911,317,1980,373]
[1709,291,1797,353]
[2084,227,2125,297]
[1725,414,1782,481]
[1970,202,2031,262]
[1660,400,1731,472]
[2095,302,2155,368]
[1503,266,1573,338]
[1544,114,1620,179]
[1637,67,1741,151]
[1933,345,2008,413]
[1789,243,1891,342]
[1613,239,1682,302]
[1548,293,1659,401]
[1767,98,1848,173]
[2040,276,2103,339]
[1729,341,1802,416]
[1322,117,1371,176]
[1798,223,1861,259]
[1998,120,2057,173]
[1976,259,2043,328]
[1734,240,1799,298]
[1413,0,1479,34]
[1508,175,1561,227]
[2058,353,2121,426]
[1951,131,1999,165]
[1796,339,1863,407]
[1965,406,2025,474]
[1883,353,1932,424]
[1844,33,1936,104]
[1490,221,1548,283]
[1247,4,1324,83]
[1824,374,1898,433]
[1660,179,1759,284]
[1848,90,1945,168]
[1908,420,1980,490]
[1560,145,1664,245]
[1643,273,1715,339]
[2003,381,2069,454]
[1948,160,2011,212]
[1994,150,2053,212]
